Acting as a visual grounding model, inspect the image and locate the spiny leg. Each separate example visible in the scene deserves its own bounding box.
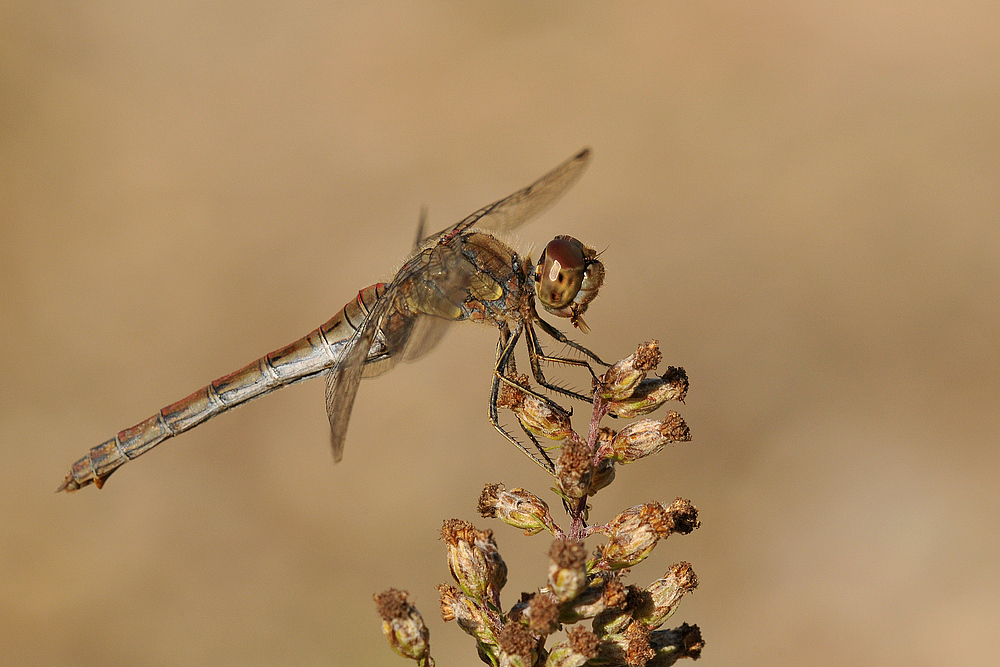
[412,205,428,250]
[523,320,603,404]
[498,324,557,468]
[534,316,611,366]
[518,421,556,472]
[489,324,556,474]
[495,332,576,415]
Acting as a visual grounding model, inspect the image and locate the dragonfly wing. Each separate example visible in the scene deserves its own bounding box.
[325,150,591,460]
[424,148,591,245]
[398,313,452,363]
[358,313,449,376]
[325,286,396,462]
[360,354,395,378]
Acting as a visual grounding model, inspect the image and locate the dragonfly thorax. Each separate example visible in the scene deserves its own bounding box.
[446,231,534,327]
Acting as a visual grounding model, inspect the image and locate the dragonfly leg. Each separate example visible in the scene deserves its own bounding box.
[495,326,575,416]
[412,205,429,250]
[489,324,557,474]
[518,422,556,471]
[523,321,602,404]
[534,316,611,366]
[498,322,517,375]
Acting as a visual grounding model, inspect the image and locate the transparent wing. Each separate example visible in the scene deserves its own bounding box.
[326,149,591,460]
[325,286,397,462]
[359,314,451,379]
[325,242,462,460]
[423,148,591,246]
[397,313,451,363]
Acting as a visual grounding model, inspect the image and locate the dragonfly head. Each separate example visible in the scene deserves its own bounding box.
[534,236,605,333]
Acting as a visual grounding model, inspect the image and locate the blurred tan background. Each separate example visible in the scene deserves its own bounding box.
[2,2,998,665]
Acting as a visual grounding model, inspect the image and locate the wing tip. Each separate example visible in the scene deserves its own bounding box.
[330,436,345,463]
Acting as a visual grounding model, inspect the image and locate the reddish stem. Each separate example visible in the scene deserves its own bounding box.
[566,387,611,540]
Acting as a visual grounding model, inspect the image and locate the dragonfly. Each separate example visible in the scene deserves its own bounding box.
[58,148,608,492]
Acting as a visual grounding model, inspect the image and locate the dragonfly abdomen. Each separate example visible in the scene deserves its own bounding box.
[58,283,388,492]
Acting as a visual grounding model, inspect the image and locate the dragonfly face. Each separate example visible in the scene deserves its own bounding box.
[534,236,605,334]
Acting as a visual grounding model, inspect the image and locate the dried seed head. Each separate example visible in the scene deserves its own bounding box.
[592,584,648,636]
[373,589,434,667]
[601,578,628,610]
[545,625,602,667]
[436,584,460,623]
[601,341,662,402]
[548,539,589,603]
[607,366,689,418]
[478,483,557,536]
[440,520,507,603]
[526,592,560,636]
[649,622,705,663]
[497,622,537,667]
[477,483,503,518]
[595,502,674,570]
[568,625,602,657]
[595,426,615,450]
[634,562,700,630]
[497,373,575,441]
[597,412,691,464]
[598,620,655,667]
[622,621,656,667]
[556,437,593,500]
[663,497,701,536]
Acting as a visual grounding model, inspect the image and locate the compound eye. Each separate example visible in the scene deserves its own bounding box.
[536,237,586,309]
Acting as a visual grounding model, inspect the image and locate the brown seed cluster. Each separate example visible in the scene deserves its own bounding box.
[375,340,704,666]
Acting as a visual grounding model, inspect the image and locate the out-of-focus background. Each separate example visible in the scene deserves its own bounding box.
[3,2,997,665]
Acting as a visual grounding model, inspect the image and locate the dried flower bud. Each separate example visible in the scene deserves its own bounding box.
[479,483,557,536]
[607,366,689,418]
[525,592,560,636]
[635,562,699,630]
[437,584,498,657]
[594,502,675,570]
[648,622,704,664]
[548,539,589,603]
[497,622,538,667]
[556,437,593,500]
[592,584,647,636]
[544,625,601,667]
[440,520,507,604]
[597,412,690,464]
[662,497,701,535]
[599,620,655,667]
[600,341,662,402]
[373,589,434,667]
[498,373,575,440]
[436,584,460,623]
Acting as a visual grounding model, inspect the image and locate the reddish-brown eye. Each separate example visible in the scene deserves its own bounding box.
[535,237,586,309]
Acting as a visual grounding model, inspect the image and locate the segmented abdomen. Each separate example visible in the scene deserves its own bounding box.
[58,283,387,492]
